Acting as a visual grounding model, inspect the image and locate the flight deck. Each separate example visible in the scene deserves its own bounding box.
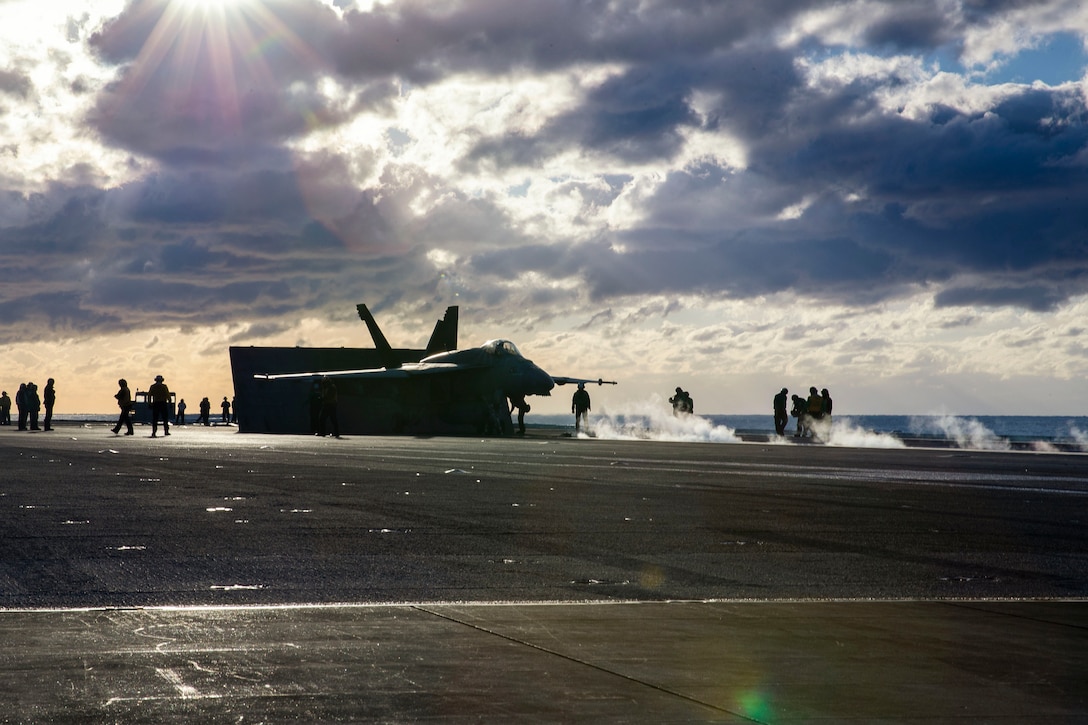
[1,425,1085,721]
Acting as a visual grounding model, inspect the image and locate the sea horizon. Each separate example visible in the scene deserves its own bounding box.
[32,412,1088,451]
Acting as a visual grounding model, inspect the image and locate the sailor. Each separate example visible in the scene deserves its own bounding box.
[790,394,806,437]
[149,375,171,438]
[317,376,340,438]
[43,378,55,431]
[670,387,693,416]
[509,394,529,435]
[572,383,591,433]
[111,379,134,436]
[816,387,834,440]
[773,388,789,436]
[15,382,26,430]
[806,386,824,439]
[25,382,40,431]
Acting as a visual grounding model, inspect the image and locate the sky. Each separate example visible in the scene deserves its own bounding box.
[1,0,1087,417]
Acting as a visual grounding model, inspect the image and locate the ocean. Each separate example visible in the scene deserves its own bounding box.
[57,412,1088,451]
[527,412,1088,451]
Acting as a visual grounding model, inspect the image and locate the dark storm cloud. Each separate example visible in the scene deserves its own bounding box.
[328,0,864,86]
[1,191,107,254]
[115,167,309,225]
[959,0,1059,23]
[0,292,121,343]
[862,4,954,50]
[935,285,1067,311]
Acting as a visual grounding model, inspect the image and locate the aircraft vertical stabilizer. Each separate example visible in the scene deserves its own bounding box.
[425,306,458,355]
[356,304,401,369]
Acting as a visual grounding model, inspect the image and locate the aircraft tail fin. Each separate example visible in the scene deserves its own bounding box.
[356,303,400,369]
[425,306,458,355]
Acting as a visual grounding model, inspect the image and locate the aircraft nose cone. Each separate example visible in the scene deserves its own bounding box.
[532,366,555,395]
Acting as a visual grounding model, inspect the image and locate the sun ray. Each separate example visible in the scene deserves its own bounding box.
[104,0,327,146]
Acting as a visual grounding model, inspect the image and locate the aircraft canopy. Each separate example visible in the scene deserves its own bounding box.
[482,339,523,357]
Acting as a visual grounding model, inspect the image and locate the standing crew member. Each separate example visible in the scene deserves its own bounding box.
[317,376,340,438]
[43,378,56,431]
[572,383,591,433]
[15,383,26,430]
[806,386,824,439]
[25,382,40,431]
[0,390,11,425]
[149,375,171,438]
[817,387,834,440]
[773,387,789,436]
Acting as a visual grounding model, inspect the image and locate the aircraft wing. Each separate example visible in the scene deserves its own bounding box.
[551,376,617,386]
[254,362,462,381]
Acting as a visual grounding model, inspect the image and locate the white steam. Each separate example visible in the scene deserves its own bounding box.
[582,396,739,443]
[574,403,1079,453]
[915,414,1010,451]
[824,418,905,449]
[1069,426,1088,452]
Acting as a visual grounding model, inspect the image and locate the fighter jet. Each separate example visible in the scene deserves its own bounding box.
[252,304,616,435]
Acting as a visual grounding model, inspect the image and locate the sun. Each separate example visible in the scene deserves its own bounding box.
[177,0,241,6]
[103,0,327,145]
[173,0,254,14]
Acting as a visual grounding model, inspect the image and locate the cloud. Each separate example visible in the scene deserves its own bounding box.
[88,0,348,163]
[2,0,1088,413]
[934,285,1067,312]
[0,68,32,99]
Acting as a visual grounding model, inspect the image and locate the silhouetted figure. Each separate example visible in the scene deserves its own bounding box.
[572,383,591,433]
[317,376,340,438]
[149,375,171,438]
[509,393,529,435]
[231,396,237,424]
[309,380,323,434]
[221,396,230,423]
[43,378,55,431]
[175,399,186,425]
[482,398,505,435]
[25,382,40,430]
[0,390,11,425]
[773,387,789,436]
[670,387,693,416]
[199,397,211,426]
[111,379,134,436]
[815,387,834,441]
[805,386,824,440]
[790,394,806,437]
[15,383,27,430]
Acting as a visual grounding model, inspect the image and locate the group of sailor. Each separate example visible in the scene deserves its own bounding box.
[776,386,833,439]
[0,379,56,431]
